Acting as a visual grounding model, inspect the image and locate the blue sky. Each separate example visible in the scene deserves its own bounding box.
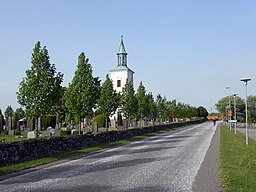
[1,0,256,113]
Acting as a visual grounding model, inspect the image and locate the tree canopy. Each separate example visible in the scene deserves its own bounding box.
[65,52,101,121]
[17,41,63,119]
[97,75,119,118]
[120,80,137,119]
[4,105,14,121]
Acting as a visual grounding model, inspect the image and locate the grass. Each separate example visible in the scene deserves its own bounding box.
[0,127,176,176]
[220,125,256,192]
[0,133,28,143]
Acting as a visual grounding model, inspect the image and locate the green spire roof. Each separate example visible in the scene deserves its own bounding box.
[118,36,126,54]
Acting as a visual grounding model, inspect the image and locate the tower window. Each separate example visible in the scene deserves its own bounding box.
[117,80,121,87]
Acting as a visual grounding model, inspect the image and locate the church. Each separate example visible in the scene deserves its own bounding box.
[109,37,134,125]
[109,36,134,93]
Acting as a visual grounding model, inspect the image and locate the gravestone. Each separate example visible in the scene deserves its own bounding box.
[130,119,137,128]
[82,126,91,134]
[52,129,61,137]
[37,117,42,131]
[93,122,97,135]
[27,131,36,139]
[42,129,51,137]
[29,118,35,131]
[8,117,12,131]
[8,130,14,135]
[110,119,116,128]
[98,127,107,132]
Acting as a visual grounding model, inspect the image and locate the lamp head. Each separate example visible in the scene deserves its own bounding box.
[240,78,251,83]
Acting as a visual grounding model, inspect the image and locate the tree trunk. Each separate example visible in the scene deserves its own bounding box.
[105,116,108,131]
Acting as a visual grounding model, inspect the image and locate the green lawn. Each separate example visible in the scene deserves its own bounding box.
[0,132,28,143]
[220,125,256,192]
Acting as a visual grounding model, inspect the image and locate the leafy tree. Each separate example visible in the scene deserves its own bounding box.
[51,86,68,123]
[247,95,256,122]
[65,52,101,133]
[12,112,18,129]
[56,113,61,124]
[135,82,148,119]
[146,92,157,121]
[0,109,5,132]
[17,41,63,131]
[156,94,167,120]
[65,113,71,125]
[15,107,25,120]
[197,106,208,118]
[4,105,14,122]
[97,75,119,128]
[120,80,138,127]
[215,96,244,122]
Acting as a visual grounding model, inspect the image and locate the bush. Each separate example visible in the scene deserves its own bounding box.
[3,130,8,135]
[14,131,21,135]
[72,130,79,135]
[61,129,71,136]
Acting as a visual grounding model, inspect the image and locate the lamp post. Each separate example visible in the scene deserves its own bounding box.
[233,93,238,134]
[226,86,231,129]
[240,78,251,146]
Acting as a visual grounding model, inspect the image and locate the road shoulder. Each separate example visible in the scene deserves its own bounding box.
[192,124,223,192]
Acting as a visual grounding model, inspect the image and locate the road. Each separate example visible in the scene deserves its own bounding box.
[0,122,218,192]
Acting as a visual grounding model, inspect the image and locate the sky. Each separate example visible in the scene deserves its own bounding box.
[1,0,256,114]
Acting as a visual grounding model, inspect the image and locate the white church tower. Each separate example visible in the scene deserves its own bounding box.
[109,36,134,92]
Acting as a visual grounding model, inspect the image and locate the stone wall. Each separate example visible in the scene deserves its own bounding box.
[0,120,205,166]
[235,123,256,129]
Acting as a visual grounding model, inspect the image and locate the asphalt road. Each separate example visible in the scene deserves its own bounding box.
[0,122,218,192]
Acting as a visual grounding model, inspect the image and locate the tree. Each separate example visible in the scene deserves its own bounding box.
[156,94,167,120]
[51,86,68,123]
[17,41,63,131]
[120,80,137,118]
[215,96,244,122]
[12,112,18,129]
[120,80,138,127]
[197,106,208,118]
[65,52,101,133]
[97,75,119,128]
[65,113,71,125]
[247,95,256,122]
[146,92,157,121]
[15,107,25,120]
[136,82,148,119]
[4,105,14,122]
[0,109,4,133]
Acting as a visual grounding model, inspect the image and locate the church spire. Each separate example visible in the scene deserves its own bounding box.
[118,36,126,54]
[117,36,127,66]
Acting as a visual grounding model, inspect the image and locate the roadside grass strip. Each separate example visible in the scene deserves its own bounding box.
[0,127,178,176]
[220,125,256,192]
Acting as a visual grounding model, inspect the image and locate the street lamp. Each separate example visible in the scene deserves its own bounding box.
[233,93,238,134]
[226,86,231,129]
[240,78,251,146]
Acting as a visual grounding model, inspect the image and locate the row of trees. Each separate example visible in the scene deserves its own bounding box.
[0,106,25,130]
[215,96,256,123]
[12,41,208,132]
